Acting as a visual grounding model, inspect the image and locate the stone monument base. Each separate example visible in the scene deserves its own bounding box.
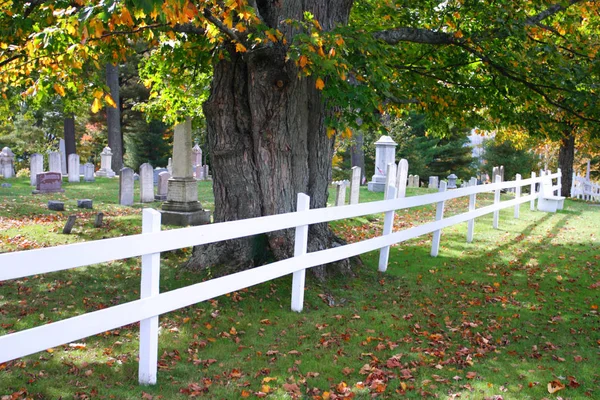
[96,170,116,178]
[367,181,386,192]
[154,194,167,201]
[161,209,211,226]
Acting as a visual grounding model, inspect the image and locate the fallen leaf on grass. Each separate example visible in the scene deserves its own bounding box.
[547,380,565,393]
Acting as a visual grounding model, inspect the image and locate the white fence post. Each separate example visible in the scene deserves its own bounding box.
[291,193,310,312]
[493,175,501,229]
[530,172,536,210]
[395,159,409,198]
[430,181,447,256]
[378,185,397,272]
[514,174,521,219]
[139,209,162,385]
[557,168,562,196]
[467,177,477,243]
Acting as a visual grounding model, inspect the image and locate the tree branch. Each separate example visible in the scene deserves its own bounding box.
[373,28,455,45]
[525,0,583,26]
[203,7,242,44]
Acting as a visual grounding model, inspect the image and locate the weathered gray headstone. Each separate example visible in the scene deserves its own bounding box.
[83,163,95,182]
[30,153,44,186]
[139,163,154,203]
[349,166,361,205]
[428,176,438,189]
[33,172,64,194]
[48,200,65,211]
[0,147,15,178]
[77,199,93,209]
[96,147,116,178]
[368,136,397,192]
[203,164,209,179]
[155,171,170,201]
[408,174,414,187]
[1,183,12,188]
[94,212,104,228]
[62,215,77,234]
[119,167,134,206]
[68,154,80,182]
[48,152,61,174]
[414,175,420,187]
[153,167,168,185]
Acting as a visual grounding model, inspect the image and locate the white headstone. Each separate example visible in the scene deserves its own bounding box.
[192,143,203,180]
[384,162,397,199]
[367,136,397,192]
[83,163,95,182]
[395,159,409,198]
[139,163,154,203]
[48,152,61,173]
[96,147,116,178]
[119,167,134,206]
[334,180,348,206]
[59,139,67,175]
[349,166,361,205]
[0,147,15,178]
[167,157,173,175]
[155,171,171,201]
[68,154,80,182]
[30,153,44,186]
[428,176,438,189]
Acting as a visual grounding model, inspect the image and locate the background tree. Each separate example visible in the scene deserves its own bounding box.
[482,138,540,182]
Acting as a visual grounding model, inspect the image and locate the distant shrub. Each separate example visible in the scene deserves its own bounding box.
[16,168,30,178]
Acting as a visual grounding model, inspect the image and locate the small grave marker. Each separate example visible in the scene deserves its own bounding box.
[62,215,77,234]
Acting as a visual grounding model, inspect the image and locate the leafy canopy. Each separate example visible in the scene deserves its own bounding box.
[1,0,598,133]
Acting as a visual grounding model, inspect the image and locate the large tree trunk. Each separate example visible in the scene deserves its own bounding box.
[350,132,366,184]
[106,63,123,172]
[185,0,354,280]
[63,115,76,172]
[558,128,575,198]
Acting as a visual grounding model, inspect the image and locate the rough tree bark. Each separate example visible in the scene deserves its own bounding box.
[558,128,575,198]
[63,115,76,171]
[185,0,354,279]
[106,63,123,172]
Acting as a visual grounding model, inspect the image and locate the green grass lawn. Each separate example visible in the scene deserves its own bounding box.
[0,177,599,399]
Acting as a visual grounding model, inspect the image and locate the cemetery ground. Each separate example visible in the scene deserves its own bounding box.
[0,178,599,399]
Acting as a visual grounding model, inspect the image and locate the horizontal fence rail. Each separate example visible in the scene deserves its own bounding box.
[0,169,562,383]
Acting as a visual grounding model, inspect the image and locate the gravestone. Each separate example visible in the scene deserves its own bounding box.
[161,118,210,226]
[395,159,409,198]
[0,147,15,178]
[30,153,44,186]
[139,163,154,203]
[167,158,173,175]
[68,154,80,182]
[447,174,458,189]
[408,174,414,187]
[153,167,168,185]
[63,215,77,234]
[94,212,104,228]
[499,165,505,182]
[1,183,11,188]
[155,171,170,201]
[192,143,203,180]
[195,164,205,180]
[383,163,397,200]
[368,136,397,192]
[349,166,361,205]
[59,139,67,175]
[203,164,209,179]
[428,176,438,189]
[119,167,134,206]
[334,180,348,206]
[83,163,95,182]
[77,199,93,209]
[414,175,420,187]
[33,172,64,194]
[48,152,61,174]
[48,200,65,211]
[96,147,116,178]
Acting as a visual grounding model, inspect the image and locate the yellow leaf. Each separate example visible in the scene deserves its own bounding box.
[317,46,325,57]
[335,36,344,47]
[46,348,54,353]
[235,42,247,53]
[315,77,325,90]
[343,127,352,138]
[53,83,65,97]
[327,127,336,138]
[262,377,277,383]
[93,89,103,99]
[120,7,134,26]
[261,385,271,393]
[547,380,565,394]
[104,94,116,107]
[91,97,102,113]
[235,22,247,33]
[299,55,308,68]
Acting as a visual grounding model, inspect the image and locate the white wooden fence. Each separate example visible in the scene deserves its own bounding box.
[0,170,563,384]
[571,173,600,202]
